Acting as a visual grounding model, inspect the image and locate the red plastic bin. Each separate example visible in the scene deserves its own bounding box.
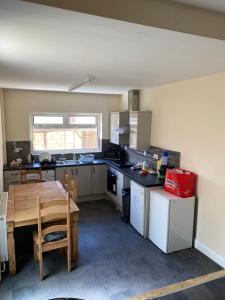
[164,168,196,198]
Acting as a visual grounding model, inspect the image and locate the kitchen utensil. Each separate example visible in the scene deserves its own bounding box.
[27,153,34,164]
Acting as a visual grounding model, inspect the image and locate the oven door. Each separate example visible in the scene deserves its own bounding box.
[107,168,117,195]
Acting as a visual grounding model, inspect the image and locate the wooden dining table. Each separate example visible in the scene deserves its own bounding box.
[7,180,80,275]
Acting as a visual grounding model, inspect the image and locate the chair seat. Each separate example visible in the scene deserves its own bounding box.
[44,231,67,242]
[33,230,68,252]
[33,195,71,280]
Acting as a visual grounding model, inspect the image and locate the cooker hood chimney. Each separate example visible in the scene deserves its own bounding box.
[128,90,139,111]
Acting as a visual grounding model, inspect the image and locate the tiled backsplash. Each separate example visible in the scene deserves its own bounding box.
[6,140,180,169]
[6,141,31,165]
[6,140,120,164]
[125,146,180,169]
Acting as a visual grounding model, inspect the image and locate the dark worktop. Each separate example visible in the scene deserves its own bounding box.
[107,162,164,188]
[4,159,164,188]
[3,159,106,171]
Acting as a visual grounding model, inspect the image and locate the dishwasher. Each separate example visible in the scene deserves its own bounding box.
[41,169,55,181]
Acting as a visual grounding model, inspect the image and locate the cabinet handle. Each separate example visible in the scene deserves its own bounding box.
[71,169,74,175]
[93,167,95,174]
[76,169,78,175]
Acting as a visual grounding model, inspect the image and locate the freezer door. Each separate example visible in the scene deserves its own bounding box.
[130,181,146,236]
[149,192,170,253]
[167,197,195,253]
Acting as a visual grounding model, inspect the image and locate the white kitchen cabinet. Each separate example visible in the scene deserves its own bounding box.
[129,111,152,150]
[56,165,107,197]
[116,171,130,209]
[73,166,92,196]
[91,165,107,195]
[110,112,129,145]
[4,170,20,191]
[55,166,73,183]
[56,165,91,196]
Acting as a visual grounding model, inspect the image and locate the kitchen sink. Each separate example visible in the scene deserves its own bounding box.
[56,160,81,165]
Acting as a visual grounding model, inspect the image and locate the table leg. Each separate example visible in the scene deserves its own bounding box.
[7,222,16,275]
[71,212,78,262]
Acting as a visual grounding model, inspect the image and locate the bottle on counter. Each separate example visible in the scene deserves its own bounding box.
[157,152,169,179]
[161,151,169,166]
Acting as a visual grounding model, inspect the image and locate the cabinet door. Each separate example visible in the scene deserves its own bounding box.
[130,181,145,236]
[55,167,73,184]
[110,112,119,144]
[149,192,169,253]
[73,165,92,196]
[4,170,20,191]
[92,165,107,195]
[129,112,138,150]
[116,171,123,208]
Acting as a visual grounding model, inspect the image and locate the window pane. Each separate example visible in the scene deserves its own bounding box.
[74,128,98,149]
[33,115,63,125]
[46,130,65,150]
[32,113,100,152]
[33,132,45,151]
[69,116,96,125]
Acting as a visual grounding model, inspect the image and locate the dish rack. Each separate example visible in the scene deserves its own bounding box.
[0,192,8,281]
[79,154,95,163]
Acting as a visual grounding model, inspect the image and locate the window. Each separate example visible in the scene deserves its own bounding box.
[31,113,102,153]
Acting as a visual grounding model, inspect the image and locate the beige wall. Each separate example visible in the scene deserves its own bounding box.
[0,89,5,191]
[120,93,128,111]
[138,72,225,261]
[3,89,121,141]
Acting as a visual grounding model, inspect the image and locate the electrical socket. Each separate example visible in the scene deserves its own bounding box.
[14,147,23,153]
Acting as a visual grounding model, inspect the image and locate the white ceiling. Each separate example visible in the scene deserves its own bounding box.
[1,0,225,94]
[174,0,225,13]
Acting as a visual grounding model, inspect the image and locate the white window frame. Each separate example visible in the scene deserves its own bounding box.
[30,112,102,154]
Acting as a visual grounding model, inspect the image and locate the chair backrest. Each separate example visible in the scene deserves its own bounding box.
[20,168,42,184]
[68,179,77,203]
[63,172,72,191]
[63,172,77,203]
[37,194,71,245]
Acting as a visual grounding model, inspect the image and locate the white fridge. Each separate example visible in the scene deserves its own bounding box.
[149,189,195,253]
[130,181,161,238]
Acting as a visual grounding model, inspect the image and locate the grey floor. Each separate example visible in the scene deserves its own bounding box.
[0,200,224,300]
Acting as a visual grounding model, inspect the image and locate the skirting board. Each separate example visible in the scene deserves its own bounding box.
[195,239,225,268]
[77,194,107,202]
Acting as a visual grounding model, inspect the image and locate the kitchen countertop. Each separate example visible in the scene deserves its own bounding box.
[107,162,164,188]
[3,159,106,171]
[4,159,164,188]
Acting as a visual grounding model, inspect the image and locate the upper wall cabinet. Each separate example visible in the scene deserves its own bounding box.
[129,111,152,150]
[110,112,129,145]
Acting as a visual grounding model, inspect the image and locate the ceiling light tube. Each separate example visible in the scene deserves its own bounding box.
[68,76,94,92]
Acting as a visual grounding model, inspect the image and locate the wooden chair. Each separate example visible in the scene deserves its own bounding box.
[33,194,71,280]
[63,173,77,203]
[68,179,78,203]
[20,168,42,184]
[63,172,71,191]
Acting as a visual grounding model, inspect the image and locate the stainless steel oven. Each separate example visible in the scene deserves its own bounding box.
[107,167,117,195]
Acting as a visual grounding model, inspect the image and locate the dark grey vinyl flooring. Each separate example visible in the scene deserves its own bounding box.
[0,200,224,300]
